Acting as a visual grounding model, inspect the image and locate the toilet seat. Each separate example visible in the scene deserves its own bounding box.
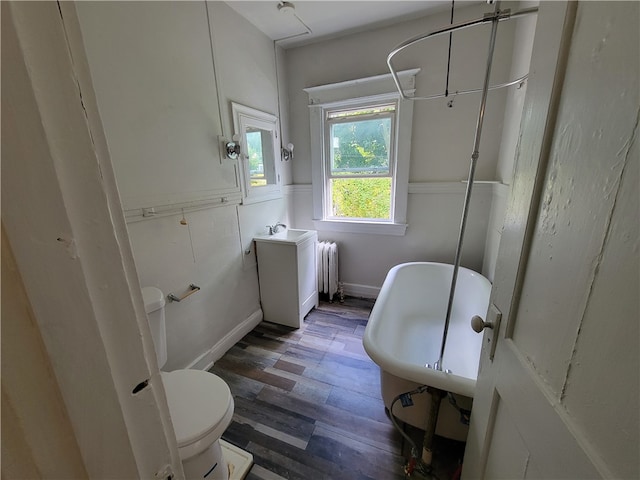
[161,370,234,460]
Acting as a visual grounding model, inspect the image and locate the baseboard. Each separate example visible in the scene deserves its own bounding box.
[342,282,379,299]
[187,309,263,371]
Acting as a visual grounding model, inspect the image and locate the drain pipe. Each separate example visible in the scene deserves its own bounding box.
[389,386,445,479]
[421,387,447,469]
[436,1,501,372]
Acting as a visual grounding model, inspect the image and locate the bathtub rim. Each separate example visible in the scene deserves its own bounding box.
[363,261,490,398]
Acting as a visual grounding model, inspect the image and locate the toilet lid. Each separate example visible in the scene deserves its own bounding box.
[161,370,233,447]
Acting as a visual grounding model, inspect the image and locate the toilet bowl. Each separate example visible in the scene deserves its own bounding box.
[142,286,234,480]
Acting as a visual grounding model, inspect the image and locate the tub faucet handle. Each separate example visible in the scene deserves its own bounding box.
[470,315,493,333]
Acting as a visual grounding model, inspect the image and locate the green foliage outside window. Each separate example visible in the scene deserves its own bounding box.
[331,118,391,174]
[246,130,266,186]
[331,177,391,219]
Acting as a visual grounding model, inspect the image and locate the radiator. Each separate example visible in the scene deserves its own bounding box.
[317,241,341,302]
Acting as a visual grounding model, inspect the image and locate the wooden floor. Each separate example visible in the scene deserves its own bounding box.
[210,297,465,480]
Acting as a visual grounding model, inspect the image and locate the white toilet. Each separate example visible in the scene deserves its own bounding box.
[142,286,235,480]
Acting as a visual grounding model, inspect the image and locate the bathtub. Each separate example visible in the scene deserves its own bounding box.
[363,262,491,441]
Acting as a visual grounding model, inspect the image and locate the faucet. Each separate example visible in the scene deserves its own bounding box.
[267,223,287,235]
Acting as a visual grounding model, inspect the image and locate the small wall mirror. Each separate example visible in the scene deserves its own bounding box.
[232,103,282,204]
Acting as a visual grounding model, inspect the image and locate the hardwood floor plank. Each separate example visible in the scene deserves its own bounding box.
[307,312,362,331]
[257,386,395,441]
[298,334,334,352]
[262,366,333,405]
[233,414,309,450]
[218,345,279,371]
[281,343,325,366]
[212,298,462,479]
[306,428,405,480]
[245,443,322,480]
[326,385,390,423]
[241,331,291,354]
[302,355,381,399]
[354,324,367,337]
[245,463,288,480]
[208,367,265,401]
[232,395,315,444]
[215,355,295,392]
[313,420,401,456]
[273,359,305,376]
[336,336,370,357]
[228,419,361,479]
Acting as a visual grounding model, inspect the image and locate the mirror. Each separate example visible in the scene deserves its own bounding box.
[246,126,276,187]
[232,103,282,204]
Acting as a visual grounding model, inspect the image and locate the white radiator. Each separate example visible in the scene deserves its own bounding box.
[317,241,341,302]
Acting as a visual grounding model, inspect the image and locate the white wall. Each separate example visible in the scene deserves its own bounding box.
[482,1,538,281]
[2,226,88,480]
[76,1,288,370]
[284,3,517,293]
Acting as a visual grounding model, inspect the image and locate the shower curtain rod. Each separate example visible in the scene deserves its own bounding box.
[387,6,539,101]
[389,2,538,373]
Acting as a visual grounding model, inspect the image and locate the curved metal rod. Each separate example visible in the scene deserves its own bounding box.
[387,6,538,101]
[410,73,529,102]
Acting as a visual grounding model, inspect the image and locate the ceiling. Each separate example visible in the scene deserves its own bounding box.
[226,1,471,49]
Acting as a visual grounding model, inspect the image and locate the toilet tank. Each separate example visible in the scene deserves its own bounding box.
[141,286,168,369]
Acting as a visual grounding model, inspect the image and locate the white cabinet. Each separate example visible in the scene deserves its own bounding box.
[254,230,318,328]
[76,2,235,211]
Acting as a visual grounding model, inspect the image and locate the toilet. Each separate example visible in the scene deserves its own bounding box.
[142,286,234,480]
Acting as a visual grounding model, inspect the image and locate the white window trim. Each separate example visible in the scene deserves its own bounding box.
[305,69,419,236]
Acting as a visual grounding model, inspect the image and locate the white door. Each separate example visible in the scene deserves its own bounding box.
[463,2,639,479]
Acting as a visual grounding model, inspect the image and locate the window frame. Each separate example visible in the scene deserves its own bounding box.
[232,102,282,205]
[324,103,397,222]
[305,69,419,236]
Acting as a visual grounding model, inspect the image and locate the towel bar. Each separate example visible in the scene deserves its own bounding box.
[167,284,200,303]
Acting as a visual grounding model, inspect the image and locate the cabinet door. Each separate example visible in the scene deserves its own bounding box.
[297,236,318,316]
[256,243,299,328]
[76,2,237,210]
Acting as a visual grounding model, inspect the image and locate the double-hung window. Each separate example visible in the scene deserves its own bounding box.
[305,69,419,235]
[325,103,396,221]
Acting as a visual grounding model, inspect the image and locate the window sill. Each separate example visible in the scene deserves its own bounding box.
[313,220,407,236]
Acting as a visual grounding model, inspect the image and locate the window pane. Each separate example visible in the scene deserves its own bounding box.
[331,117,391,176]
[246,130,266,186]
[330,177,392,220]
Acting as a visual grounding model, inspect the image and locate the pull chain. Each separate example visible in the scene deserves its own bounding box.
[445,0,455,97]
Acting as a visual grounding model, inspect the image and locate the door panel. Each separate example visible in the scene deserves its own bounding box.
[483,395,530,480]
[463,1,639,478]
[494,341,599,479]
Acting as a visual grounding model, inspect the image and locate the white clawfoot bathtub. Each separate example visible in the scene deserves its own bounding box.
[363,262,491,441]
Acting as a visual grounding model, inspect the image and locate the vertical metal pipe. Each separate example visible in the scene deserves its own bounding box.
[436,3,501,371]
[421,388,446,468]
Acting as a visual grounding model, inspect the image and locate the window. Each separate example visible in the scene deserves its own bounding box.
[326,103,396,220]
[305,69,419,235]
